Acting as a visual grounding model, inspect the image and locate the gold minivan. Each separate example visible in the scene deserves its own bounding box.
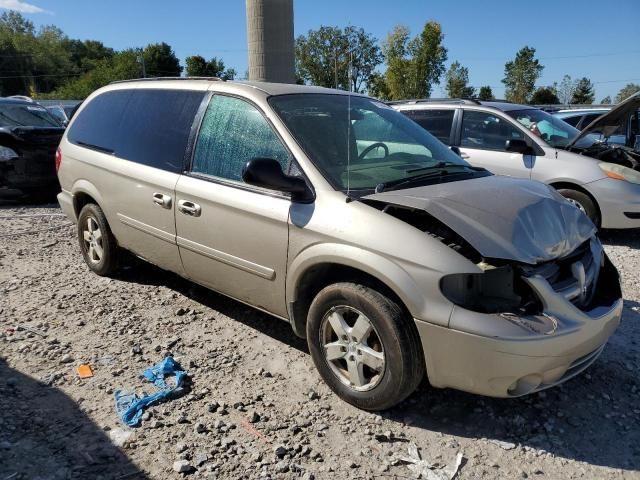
[57,79,622,410]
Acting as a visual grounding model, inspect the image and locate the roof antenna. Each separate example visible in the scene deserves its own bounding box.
[346,46,353,199]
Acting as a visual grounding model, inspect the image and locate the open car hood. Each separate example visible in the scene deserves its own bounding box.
[567,91,640,148]
[363,175,596,265]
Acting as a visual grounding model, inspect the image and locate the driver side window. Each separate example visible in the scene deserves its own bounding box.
[460,110,524,151]
[192,95,291,182]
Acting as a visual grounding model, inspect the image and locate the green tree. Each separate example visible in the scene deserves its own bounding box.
[445,61,474,98]
[600,96,612,104]
[557,75,576,104]
[296,25,382,92]
[615,83,640,103]
[502,46,543,104]
[185,55,235,79]
[381,25,412,99]
[382,22,447,100]
[63,39,114,71]
[571,77,595,104]
[530,86,560,104]
[477,85,494,100]
[410,21,447,98]
[367,71,391,100]
[143,42,182,77]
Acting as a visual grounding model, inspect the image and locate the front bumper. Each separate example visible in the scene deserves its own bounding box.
[586,177,640,229]
[416,255,622,397]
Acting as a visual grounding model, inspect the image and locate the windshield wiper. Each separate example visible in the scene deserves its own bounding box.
[375,163,485,193]
[406,162,473,174]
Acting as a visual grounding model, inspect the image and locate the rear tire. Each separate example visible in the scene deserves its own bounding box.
[557,188,600,226]
[306,282,424,411]
[77,203,119,276]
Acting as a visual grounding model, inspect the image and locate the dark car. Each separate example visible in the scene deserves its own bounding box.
[0,98,65,199]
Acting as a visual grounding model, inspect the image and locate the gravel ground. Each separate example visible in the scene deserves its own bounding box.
[1,201,639,480]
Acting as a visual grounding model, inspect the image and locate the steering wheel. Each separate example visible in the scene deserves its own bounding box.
[359,142,389,160]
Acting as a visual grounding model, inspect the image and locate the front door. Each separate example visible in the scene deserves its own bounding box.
[175,95,293,317]
[457,109,532,178]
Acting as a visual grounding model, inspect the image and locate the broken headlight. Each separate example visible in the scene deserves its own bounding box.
[440,265,542,315]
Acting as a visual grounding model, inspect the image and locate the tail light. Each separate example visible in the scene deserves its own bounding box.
[55,147,62,174]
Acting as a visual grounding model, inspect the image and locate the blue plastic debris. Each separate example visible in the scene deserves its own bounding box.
[114,357,187,427]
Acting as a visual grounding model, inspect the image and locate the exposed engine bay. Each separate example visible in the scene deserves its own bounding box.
[566,142,640,171]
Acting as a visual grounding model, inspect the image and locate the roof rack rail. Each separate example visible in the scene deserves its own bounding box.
[110,76,225,85]
[387,98,481,106]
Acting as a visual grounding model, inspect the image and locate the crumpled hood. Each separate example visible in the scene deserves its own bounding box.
[567,91,640,148]
[363,175,596,265]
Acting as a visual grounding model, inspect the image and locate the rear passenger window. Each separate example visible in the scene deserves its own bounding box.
[68,89,205,173]
[403,109,454,144]
[191,95,290,183]
[67,90,131,154]
[460,110,524,151]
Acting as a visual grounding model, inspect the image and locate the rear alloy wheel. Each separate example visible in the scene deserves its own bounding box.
[557,188,600,227]
[77,203,118,276]
[307,282,424,411]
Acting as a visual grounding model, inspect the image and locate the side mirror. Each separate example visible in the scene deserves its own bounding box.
[505,139,534,155]
[242,158,313,203]
[449,146,462,156]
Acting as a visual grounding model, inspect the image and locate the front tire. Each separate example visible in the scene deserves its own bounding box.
[557,188,600,227]
[306,282,424,411]
[77,203,119,276]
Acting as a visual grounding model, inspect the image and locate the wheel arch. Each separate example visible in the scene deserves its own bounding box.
[286,244,427,339]
[549,181,602,225]
[71,179,105,217]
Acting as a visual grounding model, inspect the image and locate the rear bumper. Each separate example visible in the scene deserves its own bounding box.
[416,255,623,397]
[57,190,77,223]
[587,177,640,229]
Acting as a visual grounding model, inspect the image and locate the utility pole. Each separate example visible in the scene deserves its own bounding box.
[246,0,295,83]
[136,49,146,78]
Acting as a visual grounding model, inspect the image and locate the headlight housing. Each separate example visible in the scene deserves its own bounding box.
[0,146,18,161]
[440,265,542,315]
[599,162,640,184]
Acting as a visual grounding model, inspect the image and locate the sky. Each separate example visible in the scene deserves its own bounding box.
[1,0,639,100]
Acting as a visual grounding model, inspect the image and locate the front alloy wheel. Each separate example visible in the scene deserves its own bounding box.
[307,282,424,411]
[321,306,385,391]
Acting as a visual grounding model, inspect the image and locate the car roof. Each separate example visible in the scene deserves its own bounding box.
[0,97,39,106]
[391,98,532,112]
[553,108,610,116]
[109,77,365,97]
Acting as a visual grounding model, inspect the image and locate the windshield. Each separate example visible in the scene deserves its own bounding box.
[269,94,476,192]
[0,103,61,128]
[506,108,595,149]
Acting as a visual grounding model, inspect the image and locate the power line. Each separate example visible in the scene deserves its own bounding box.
[456,50,640,62]
[0,72,84,79]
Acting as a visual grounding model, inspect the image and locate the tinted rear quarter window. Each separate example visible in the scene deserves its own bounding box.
[68,89,205,173]
[403,109,455,144]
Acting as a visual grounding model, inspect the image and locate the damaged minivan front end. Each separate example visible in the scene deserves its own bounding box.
[364,175,623,397]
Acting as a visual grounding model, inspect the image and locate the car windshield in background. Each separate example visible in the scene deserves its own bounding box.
[269,94,482,193]
[0,103,61,128]
[506,108,595,149]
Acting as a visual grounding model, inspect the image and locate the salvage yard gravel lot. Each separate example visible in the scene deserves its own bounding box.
[1,202,640,480]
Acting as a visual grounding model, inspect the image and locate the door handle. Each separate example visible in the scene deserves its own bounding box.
[459,152,470,159]
[178,200,201,217]
[152,192,172,209]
